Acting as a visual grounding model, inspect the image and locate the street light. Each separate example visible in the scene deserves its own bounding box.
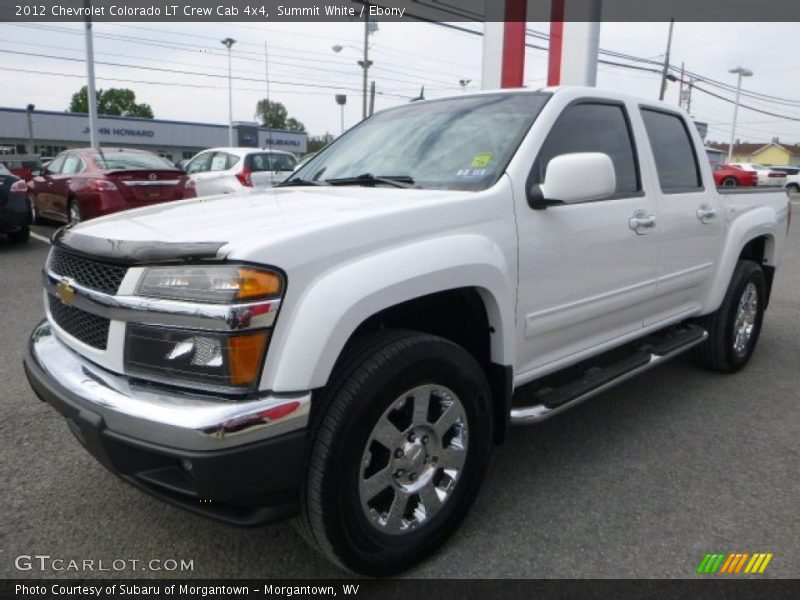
[335,94,347,135]
[727,66,753,164]
[25,104,35,155]
[333,19,378,120]
[221,37,237,146]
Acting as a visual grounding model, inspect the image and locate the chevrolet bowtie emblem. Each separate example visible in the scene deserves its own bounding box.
[56,280,76,306]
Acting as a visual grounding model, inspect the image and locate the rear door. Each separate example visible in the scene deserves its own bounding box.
[189,151,241,195]
[516,99,660,376]
[32,153,67,219]
[637,107,723,324]
[51,153,84,219]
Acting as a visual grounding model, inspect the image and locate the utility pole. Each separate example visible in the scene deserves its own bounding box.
[728,66,753,163]
[685,79,694,114]
[678,62,685,107]
[264,41,272,152]
[658,18,675,101]
[360,13,370,120]
[221,37,236,147]
[83,0,99,149]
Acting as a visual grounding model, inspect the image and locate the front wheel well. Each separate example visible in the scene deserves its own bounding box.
[339,288,511,444]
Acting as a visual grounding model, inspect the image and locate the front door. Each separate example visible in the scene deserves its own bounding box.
[515,100,659,382]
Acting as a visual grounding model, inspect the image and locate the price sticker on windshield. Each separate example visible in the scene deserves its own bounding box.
[471,153,493,168]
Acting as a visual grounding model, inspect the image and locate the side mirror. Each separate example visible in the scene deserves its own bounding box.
[529,152,616,208]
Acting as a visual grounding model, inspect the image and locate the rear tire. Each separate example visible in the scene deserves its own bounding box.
[786,183,799,193]
[722,177,738,187]
[68,199,82,224]
[296,330,493,576]
[8,227,30,243]
[692,260,766,373]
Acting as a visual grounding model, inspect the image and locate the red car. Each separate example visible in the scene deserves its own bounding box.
[29,148,196,224]
[712,164,758,188]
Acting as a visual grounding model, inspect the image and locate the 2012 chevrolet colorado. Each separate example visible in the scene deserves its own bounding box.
[24,87,791,576]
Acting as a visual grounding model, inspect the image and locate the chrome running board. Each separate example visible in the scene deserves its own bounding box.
[510,326,708,425]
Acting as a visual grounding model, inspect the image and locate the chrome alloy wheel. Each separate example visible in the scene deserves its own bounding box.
[358,384,468,536]
[733,282,758,355]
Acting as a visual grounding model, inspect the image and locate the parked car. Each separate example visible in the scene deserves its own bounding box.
[768,166,800,193]
[727,163,787,187]
[28,148,196,224]
[24,88,790,576]
[712,164,757,187]
[185,147,298,196]
[0,163,31,242]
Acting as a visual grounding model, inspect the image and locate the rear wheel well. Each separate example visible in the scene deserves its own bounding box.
[738,236,775,307]
[341,288,510,444]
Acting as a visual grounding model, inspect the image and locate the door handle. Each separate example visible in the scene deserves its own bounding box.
[696,204,718,223]
[629,210,657,234]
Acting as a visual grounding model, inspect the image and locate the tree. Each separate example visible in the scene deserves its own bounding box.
[68,86,154,119]
[255,99,306,131]
[307,133,335,154]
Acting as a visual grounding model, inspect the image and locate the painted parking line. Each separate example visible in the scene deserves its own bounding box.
[30,232,51,245]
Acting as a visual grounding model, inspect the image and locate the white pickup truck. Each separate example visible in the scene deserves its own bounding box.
[24,87,790,576]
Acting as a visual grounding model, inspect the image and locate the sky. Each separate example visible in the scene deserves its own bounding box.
[1,20,799,146]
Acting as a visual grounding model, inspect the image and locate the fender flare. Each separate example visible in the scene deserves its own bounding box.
[262,234,515,392]
[701,206,779,314]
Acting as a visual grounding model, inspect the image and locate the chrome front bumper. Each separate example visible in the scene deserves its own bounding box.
[25,320,310,452]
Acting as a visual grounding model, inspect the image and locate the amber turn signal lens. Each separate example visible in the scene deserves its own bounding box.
[236,268,282,300]
[227,331,270,385]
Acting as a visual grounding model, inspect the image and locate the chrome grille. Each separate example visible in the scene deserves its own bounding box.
[49,248,128,295]
[48,294,110,350]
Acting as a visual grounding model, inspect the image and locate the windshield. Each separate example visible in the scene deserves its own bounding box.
[290,92,550,191]
[92,151,176,171]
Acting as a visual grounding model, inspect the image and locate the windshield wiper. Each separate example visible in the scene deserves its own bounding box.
[325,173,415,188]
[275,177,328,187]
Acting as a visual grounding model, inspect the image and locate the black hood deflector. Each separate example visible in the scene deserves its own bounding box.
[52,227,226,265]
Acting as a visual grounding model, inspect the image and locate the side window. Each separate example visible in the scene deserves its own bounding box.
[533,102,640,195]
[46,154,67,175]
[62,154,84,174]
[640,109,702,192]
[209,152,239,171]
[185,152,212,174]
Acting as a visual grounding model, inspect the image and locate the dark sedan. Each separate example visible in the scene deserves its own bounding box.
[29,148,196,224]
[0,163,31,243]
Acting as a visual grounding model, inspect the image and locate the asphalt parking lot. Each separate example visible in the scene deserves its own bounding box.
[1,208,798,580]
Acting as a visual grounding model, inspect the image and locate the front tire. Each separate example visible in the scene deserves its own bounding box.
[786,183,799,193]
[297,331,494,576]
[692,260,766,372]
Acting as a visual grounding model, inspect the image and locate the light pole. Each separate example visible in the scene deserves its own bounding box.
[83,0,99,149]
[221,37,236,146]
[335,94,347,135]
[727,66,753,164]
[333,18,378,120]
[25,104,35,155]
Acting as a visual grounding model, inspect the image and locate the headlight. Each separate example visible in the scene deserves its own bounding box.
[126,324,269,391]
[137,265,283,303]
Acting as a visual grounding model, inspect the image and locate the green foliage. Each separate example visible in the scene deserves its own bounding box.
[68,86,154,119]
[307,133,335,154]
[255,99,306,132]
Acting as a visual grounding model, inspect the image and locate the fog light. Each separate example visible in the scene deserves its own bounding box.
[180,459,193,473]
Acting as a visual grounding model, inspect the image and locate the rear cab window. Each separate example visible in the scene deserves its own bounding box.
[531,100,641,199]
[640,108,703,193]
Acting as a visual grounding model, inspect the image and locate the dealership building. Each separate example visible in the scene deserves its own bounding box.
[0,107,307,162]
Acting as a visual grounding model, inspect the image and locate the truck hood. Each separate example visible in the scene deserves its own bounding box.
[70,186,480,262]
